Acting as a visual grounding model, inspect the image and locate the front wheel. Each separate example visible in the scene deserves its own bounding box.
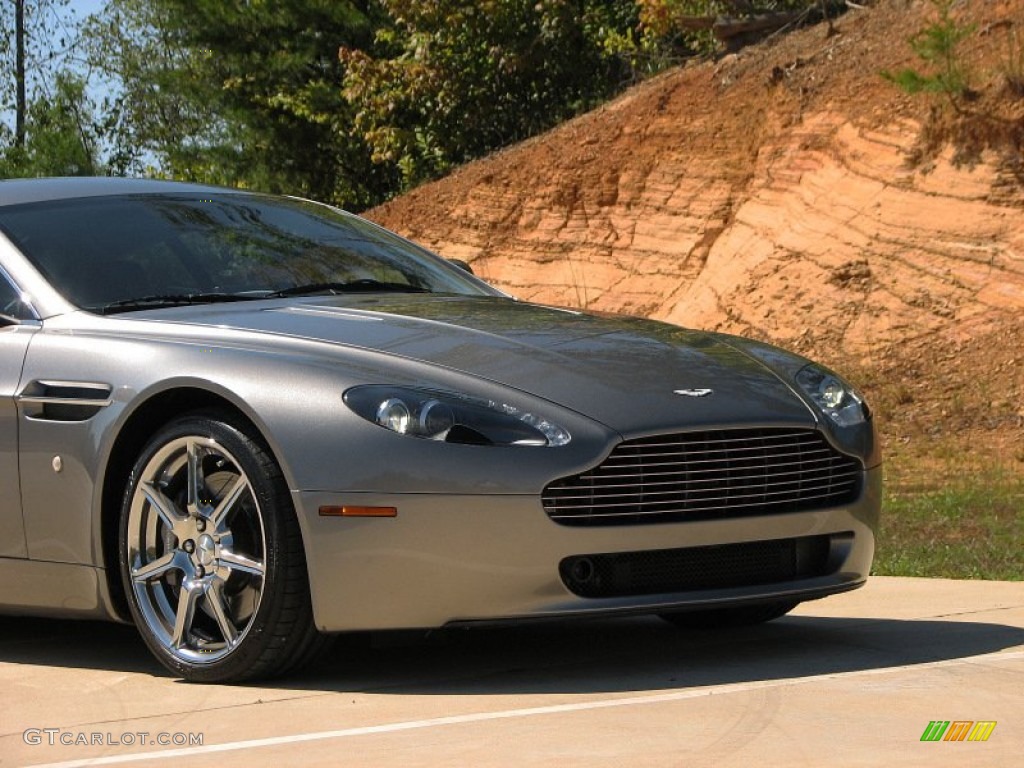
[659,600,798,630]
[120,412,323,682]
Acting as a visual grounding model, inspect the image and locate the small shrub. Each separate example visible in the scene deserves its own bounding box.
[882,0,976,112]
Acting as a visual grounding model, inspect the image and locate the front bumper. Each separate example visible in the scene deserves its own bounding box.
[294,466,881,632]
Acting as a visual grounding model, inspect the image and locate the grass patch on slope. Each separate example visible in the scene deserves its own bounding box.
[874,466,1024,580]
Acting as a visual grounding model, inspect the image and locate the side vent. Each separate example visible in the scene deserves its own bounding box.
[18,380,113,422]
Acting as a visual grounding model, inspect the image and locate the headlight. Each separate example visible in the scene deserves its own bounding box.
[344,386,571,446]
[795,365,870,427]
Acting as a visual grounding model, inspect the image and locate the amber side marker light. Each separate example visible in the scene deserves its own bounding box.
[319,505,398,518]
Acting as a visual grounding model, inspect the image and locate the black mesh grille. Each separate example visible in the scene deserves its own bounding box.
[560,535,835,599]
[543,428,863,526]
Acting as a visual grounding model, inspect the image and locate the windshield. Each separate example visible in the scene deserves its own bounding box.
[0,192,493,313]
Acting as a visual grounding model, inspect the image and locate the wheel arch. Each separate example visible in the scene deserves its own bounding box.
[98,386,291,621]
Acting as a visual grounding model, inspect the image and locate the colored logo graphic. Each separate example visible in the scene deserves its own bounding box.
[921,721,997,742]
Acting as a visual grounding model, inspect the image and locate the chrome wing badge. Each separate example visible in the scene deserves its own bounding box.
[673,388,714,397]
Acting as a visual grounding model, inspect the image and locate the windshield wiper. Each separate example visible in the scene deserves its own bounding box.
[266,279,430,297]
[95,293,264,315]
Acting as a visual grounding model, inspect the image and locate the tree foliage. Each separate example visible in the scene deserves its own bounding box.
[0,72,99,177]
[341,0,644,192]
[82,0,223,179]
[0,0,105,177]
[87,0,393,207]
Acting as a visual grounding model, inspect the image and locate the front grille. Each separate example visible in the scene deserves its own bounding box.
[560,535,835,598]
[543,428,862,526]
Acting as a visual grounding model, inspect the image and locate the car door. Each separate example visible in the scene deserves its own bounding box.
[0,271,38,559]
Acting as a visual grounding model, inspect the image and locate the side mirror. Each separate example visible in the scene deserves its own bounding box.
[447,258,474,275]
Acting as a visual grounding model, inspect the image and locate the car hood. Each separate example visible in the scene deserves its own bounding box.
[130,295,816,435]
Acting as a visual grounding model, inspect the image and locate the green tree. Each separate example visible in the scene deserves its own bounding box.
[341,0,643,191]
[88,0,391,207]
[82,0,218,178]
[0,72,99,177]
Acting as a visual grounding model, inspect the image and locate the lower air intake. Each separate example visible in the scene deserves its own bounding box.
[560,534,837,599]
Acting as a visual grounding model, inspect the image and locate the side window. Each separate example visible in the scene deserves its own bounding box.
[0,274,33,321]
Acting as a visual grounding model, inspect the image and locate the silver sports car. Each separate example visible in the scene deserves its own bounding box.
[0,178,880,682]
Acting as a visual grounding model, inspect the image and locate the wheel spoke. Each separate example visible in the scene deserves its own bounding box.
[131,551,178,583]
[171,581,201,650]
[140,481,186,531]
[206,582,239,648]
[186,439,207,517]
[218,548,265,577]
[208,475,248,532]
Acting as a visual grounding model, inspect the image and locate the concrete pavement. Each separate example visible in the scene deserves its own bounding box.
[1,576,1022,767]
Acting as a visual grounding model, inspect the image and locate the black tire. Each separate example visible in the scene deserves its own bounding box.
[659,600,798,630]
[119,411,323,682]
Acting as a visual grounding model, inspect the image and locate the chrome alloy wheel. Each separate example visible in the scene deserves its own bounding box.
[127,435,266,665]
